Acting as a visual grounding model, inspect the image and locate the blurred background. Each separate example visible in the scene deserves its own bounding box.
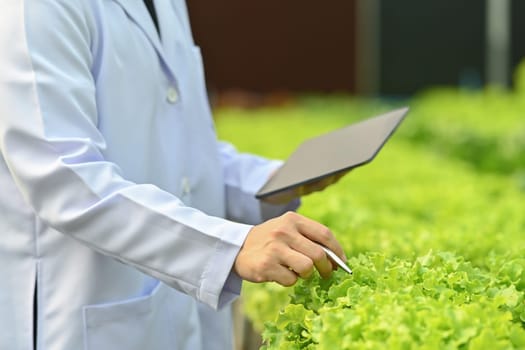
[188,0,524,98]
[186,1,525,349]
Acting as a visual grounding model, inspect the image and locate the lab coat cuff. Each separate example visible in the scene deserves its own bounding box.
[199,222,252,310]
[219,270,243,307]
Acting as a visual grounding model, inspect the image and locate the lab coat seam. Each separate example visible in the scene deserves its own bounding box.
[33,212,39,258]
[87,1,104,86]
[197,239,220,300]
[20,1,98,154]
[197,237,245,308]
[20,0,48,147]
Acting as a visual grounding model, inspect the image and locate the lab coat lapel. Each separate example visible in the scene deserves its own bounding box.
[110,0,178,81]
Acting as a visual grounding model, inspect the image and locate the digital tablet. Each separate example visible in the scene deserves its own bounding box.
[255,107,409,201]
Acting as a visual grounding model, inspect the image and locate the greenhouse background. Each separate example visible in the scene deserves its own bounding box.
[188,0,525,95]
[186,1,524,349]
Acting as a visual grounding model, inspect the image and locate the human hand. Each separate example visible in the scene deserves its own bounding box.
[261,170,349,205]
[233,211,347,286]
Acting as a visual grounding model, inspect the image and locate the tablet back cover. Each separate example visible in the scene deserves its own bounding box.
[255,107,409,199]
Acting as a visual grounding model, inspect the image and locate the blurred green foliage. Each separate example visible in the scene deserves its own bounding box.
[215,72,525,348]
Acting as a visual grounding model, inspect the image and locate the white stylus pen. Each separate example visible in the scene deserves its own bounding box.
[321,246,353,275]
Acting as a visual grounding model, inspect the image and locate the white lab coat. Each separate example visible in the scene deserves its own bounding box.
[0,1,296,349]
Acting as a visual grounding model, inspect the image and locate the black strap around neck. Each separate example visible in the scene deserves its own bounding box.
[144,0,160,36]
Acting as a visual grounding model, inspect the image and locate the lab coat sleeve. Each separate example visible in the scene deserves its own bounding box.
[218,141,301,225]
[0,0,247,310]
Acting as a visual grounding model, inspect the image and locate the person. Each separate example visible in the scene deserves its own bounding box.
[0,1,347,349]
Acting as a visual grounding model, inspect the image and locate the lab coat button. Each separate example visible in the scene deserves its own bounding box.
[166,87,179,104]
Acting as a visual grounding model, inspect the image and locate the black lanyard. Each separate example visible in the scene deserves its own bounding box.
[144,0,160,36]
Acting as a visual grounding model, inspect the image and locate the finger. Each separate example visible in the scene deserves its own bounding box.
[280,250,315,279]
[271,265,299,287]
[294,216,346,261]
[283,233,333,279]
[314,253,333,279]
